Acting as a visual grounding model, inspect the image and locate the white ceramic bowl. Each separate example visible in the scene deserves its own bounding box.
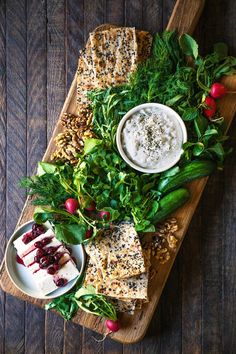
[116,103,187,174]
[5,220,86,299]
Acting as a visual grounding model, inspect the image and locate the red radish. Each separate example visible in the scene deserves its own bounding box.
[85,228,93,239]
[105,319,120,333]
[85,201,96,211]
[210,82,227,98]
[65,198,79,214]
[98,211,111,220]
[203,96,217,119]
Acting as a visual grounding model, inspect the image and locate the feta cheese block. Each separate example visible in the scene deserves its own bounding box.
[13,227,79,295]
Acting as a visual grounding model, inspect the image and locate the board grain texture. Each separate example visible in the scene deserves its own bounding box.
[1,0,236,352]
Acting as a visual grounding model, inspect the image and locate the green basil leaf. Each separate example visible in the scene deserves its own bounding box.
[179,33,198,59]
[55,223,87,244]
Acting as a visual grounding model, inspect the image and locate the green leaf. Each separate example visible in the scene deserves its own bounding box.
[194,114,208,139]
[45,292,78,320]
[182,107,199,121]
[75,285,96,298]
[102,207,120,221]
[37,162,57,176]
[33,207,54,224]
[75,286,117,320]
[83,138,103,155]
[208,142,225,161]
[179,33,198,59]
[54,223,87,244]
[193,142,205,156]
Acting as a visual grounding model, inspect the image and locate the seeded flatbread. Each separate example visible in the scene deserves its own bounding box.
[96,271,148,300]
[108,297,137,315]
[84,257,138,313]
[85,223,146,280]
[76,46,95,105]
[96,246,150,300]
[83,257,102,288]
[89,27,138,88]
[136,31,153,62]
[105,223,146,279]
[84,232,109,274]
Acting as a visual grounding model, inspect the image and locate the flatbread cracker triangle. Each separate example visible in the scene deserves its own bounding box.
[85,222,146,280]
[83,257,138,314]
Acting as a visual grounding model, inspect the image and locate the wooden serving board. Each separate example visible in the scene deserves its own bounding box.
[1,0,236,344]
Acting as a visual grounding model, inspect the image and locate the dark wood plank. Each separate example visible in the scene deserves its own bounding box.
[82,328,104,354]
[155,262,182,354]
[66,0,84,91]
[46,0,66,137]
[105,0,125,26]
[201,174,224,353]
[64,321,82,354]
[124,0,142,28]
[195,2,226,352]
[221,3,236,350]
[0,0,6,352]
[5,0,27,352]
[46,1,66,352]
[45,311,64,354]
[181,210,202,354]
[25,0,47,352]
[83,0,105,38]
[142,0,163,33]
[222,118,236,353]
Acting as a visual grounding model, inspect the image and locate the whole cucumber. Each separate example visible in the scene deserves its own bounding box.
[158,160,216,195]
[152,188,190,224]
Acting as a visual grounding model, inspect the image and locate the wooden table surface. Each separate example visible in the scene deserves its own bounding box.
[0,0,236,353]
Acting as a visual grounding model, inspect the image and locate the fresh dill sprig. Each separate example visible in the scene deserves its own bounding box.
[20,174,72,208]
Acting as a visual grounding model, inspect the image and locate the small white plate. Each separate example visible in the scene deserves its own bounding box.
[5,220,86,299]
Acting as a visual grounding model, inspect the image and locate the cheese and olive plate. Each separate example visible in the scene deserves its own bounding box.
[2,19,236,343]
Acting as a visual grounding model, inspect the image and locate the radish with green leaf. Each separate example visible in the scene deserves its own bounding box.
[65,198,79,214]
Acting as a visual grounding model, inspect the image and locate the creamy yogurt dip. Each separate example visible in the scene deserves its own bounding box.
[121,106,184,169]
